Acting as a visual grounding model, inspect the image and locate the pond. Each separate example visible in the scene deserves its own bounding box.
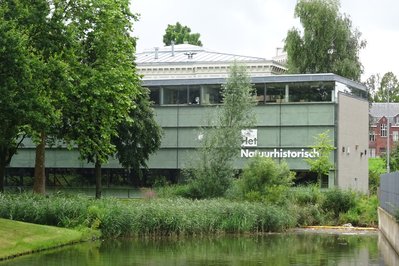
[1,231,397,265]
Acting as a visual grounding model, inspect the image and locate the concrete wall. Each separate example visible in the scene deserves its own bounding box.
[378,207,399,256]
[337,93,369,193]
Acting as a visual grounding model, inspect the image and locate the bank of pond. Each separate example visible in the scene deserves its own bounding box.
[0,186,378,240]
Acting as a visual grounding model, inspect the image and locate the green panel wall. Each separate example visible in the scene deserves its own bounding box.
[10,102,336,172]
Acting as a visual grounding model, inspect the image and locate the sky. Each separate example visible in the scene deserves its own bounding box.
[130,0,399,82]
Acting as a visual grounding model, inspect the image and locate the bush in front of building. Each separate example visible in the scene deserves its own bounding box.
[338,194,378,227]
[224,157,294,204]
[321,188,356,222]
[368,158,385,195]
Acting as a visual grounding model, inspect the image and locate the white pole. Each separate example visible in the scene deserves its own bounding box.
[387,90,390,173]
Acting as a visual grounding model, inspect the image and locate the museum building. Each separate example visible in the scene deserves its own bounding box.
[10,44,369,192]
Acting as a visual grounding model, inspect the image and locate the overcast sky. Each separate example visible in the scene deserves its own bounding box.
[130,0,399,82]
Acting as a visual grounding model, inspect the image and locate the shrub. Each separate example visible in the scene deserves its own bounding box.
[321,188,356,219]
[290,185,323,206]
[238,157,294,203]
[339,195,378,227]
[369,158,385,195]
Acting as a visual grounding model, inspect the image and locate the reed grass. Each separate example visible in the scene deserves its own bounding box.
[0,193,295,238]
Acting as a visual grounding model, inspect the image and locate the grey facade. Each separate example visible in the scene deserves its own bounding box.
[9,45,369,192]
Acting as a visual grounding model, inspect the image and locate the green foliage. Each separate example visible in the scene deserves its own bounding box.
[235,157,294,203]
[113,88,162,175]
[290,185,324,206]
[63,0,140,166]
[240,157,294,193]
[387,144,399,172]
[368,158,385,195]
[163,22,202,46]
[367,72,399,102]
[185,63,256,198]
[321,188,356,220]
[304,131,334,186]
[284,0,366,81]
[339,195,378,227]
[0,194,296,237]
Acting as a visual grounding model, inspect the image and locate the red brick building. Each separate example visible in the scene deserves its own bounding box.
[369,103,399,157]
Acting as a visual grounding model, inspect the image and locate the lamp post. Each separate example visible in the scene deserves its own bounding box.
[387,82,393,173]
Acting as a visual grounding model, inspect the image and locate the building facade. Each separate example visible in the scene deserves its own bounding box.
[9,44,369,192]
[369,103,399,157]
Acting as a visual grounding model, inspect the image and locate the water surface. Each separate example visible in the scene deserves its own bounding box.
[1,231,395,265]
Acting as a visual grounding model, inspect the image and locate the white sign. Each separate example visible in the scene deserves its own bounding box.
[241,129,258,147]
[240,128,319,158]
[241,148,320,158]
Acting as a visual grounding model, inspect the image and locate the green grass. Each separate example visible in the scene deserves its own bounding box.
[0,218,98,260]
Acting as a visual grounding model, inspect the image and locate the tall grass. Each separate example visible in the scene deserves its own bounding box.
[0,193,295,238]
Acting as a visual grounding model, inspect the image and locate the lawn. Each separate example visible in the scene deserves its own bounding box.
[0,218,92,260]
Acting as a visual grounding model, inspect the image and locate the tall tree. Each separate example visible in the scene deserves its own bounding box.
[284,0,366,81]
[0,8,35,192]
[0,2,59,193]
[112,88,162,184]
[185,63,256,198]
[3,0,78,194]
[366,72,399,102]
[62,0,140,199]
[163,22,202,46]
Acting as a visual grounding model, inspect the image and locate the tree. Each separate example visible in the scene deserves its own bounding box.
[2,0,79,194]
[0,2,59,192]
[366,72,399,102]
[163,22,202,46]
[62,0,140,199]
[304,131,335,187]
[112,88,162,184]
[0,9,35,192]
[185,63,256,198]
[284,0,366,81]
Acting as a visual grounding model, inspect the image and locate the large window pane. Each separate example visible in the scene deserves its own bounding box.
[148,87,160,104]
[266,83,285,103]
[163,86,188,104]
[255,84,266,104]
[188,85,201,105]
[288,82,333,102]
[203,85,222,104]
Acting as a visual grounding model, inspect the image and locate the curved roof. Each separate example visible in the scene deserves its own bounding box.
[136,44,274,65]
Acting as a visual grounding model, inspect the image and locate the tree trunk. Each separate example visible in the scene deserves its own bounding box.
[95,159,102,199]
[33,131,46,194]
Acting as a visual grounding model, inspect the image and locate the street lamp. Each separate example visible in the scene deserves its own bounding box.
[386,81,393,173]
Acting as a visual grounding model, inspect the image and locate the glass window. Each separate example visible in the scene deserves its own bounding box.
[289,82,334,102]
[148,87,160,104]
[335,82,368,100]
[255,84,266,104]
[163,86,188,104]
[381,124,387,137]
[266,83,285,103]
[393,131,399,142]
[369,130,376,142]
[188,85,201,105]
[369,148,376,158]
[203,85,222,104]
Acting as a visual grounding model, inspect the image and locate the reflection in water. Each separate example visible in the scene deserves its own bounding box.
[0,232,394,266]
